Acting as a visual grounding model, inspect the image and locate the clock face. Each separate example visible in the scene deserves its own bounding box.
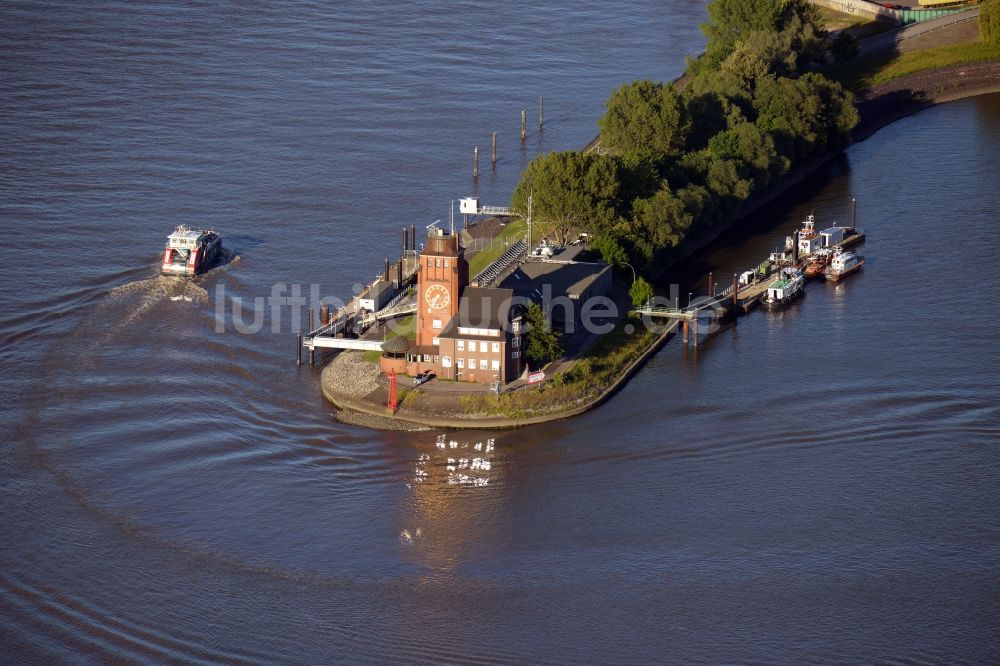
[424,283,451,310]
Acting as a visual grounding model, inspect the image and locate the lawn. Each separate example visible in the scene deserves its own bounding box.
[825,40,1000,90]
[467,219,528,277]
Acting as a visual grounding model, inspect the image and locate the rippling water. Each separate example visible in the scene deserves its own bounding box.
[2,1,999,663]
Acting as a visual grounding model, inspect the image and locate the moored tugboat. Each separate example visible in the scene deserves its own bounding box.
[762,267,805,309]
[161,225,222,276]
[824,247,864,282]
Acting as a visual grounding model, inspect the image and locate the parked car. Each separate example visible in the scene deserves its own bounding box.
[414,372,434,386]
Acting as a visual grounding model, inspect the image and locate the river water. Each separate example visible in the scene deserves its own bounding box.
[2,1,999,663]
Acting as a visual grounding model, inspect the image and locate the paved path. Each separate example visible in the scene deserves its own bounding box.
[859,7,980,57]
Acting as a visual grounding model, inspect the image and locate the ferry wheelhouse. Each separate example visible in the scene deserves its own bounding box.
[161,225,222,276]
[824,248,864,282]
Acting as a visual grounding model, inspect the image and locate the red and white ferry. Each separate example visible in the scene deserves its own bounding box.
[161,225,222,276]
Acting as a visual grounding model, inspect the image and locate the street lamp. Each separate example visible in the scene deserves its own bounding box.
[622,262,636,284]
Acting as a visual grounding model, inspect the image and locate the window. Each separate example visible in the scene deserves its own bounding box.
[512,351,520,359]
[432,337,440,345]
[480,359,488,370]
[468,341,476,352]
[457,340,465,351]
[491,342,500,353]
[467,358,474,369]
[432,319,442,329]
[512,321,520,332]
[457,358,464,368]
[443,356,452,368]
[444,259,449,268]
[435,258,441,267]
[491,360,500,371]
[433,355,440,363]
[512,337,520,348]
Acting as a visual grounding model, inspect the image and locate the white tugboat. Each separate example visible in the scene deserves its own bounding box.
[762,266,805,309]
[824,247,864,282]
[161,225,222,276]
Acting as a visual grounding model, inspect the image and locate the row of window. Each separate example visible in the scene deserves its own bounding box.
[457,340,501,353]
[427,258,450,268]
[457,326,500,337]
[456,358,501,371]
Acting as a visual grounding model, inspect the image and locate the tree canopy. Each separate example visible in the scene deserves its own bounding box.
[695,0,825,73]
[598,81,689,159]
[629,277,655,308]
[524,303,563,368]
[511,151,620,245]
[509,0,858,277]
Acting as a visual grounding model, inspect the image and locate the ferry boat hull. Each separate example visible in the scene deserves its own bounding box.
[161,226,222,276]
[762,267,805,310]
[824,258,864,282]
[762,288,804,309]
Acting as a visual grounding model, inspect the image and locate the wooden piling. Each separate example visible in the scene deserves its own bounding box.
[792,230,799,264]
[307,310,314,366]
[539,96,544,129]
[521,110,526,142]
[320,303,330,326]
[473,146,479,177]
[402,226,407,256]
[732,273,739,312]
[707,272,714,298]
[851,197,857,228]
[692,316,699,347]
[682,319,689,343]
[296,334,301,366]
[384,257,389,280]
[410,224,415,250]
[491,132,497,165]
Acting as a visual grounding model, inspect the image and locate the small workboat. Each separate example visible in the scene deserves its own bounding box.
[824,248,864,282]
[803,247,833,278]
[161,225,222,276]
[762,267,805,309]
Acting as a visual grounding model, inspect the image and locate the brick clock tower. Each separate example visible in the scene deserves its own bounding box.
[416,227,468,348]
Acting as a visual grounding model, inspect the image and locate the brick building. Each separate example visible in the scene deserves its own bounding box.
[380,226,524,385]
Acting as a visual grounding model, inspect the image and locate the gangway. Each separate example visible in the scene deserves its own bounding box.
[359,301,417,327]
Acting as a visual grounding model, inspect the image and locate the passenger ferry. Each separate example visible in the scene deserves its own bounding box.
[824,248,864,282]
[762,267,805,309]
[161,225,222,276]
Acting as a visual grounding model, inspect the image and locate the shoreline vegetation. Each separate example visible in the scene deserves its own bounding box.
[325,1,1000,431]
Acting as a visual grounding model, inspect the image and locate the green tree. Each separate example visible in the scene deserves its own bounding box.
[629,277,655,308]
[511,151,621,245]
[829,32,860,63]
[982,0,1000,47]
[753,73,857,164]
[524,303,563,368]
[598,81,690,159]
[695,0,824,73]
[631,185,693,259]
[590,232,629,267]
[708,121,788,187]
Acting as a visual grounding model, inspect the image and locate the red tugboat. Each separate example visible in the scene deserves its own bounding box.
[161,225,222,276]
[803,247,833,279]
